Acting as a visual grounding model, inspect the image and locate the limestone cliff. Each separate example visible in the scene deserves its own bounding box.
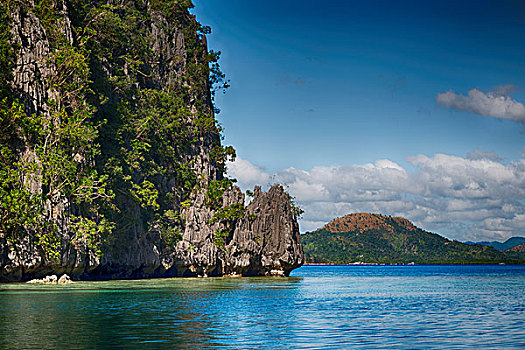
[174,185,304,277]
[0,0,303,281]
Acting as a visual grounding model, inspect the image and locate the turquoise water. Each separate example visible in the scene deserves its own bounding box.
[0,265,524,349]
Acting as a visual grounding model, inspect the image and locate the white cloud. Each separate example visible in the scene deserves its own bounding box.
[226,153,525,242]
[436,87,525,122]
[226,157,270,190]
[466,149,503,162]
[477,214,525,241]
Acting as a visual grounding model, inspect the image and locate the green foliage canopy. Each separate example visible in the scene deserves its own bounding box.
[0,0,233,261]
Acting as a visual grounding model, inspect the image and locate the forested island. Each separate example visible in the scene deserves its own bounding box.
[0,0,303,281]
[302,213,525,264]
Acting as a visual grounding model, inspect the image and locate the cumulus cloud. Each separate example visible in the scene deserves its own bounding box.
[466,149,503,162]
[436,87,525,122]
[226,157,270,190]
[226,153,525,242]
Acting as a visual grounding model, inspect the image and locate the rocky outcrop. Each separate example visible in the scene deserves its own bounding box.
[1,184,304,281]
[173,185,304,277]
[0,1,304,281]
[9,1,71,118]
[26,274,72,284]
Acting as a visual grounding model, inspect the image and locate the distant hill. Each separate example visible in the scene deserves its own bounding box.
[504,244,525,260]
[506,244,525,253]
[466,237,525,251]
[302,213,524,264]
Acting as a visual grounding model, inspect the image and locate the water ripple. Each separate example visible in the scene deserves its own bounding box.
[0,265,524,348]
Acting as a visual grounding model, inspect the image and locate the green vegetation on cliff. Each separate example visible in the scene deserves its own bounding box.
[302,213,524,264]
[0,0,234,261]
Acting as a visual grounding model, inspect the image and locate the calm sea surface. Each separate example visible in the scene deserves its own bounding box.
[0,265,524,349]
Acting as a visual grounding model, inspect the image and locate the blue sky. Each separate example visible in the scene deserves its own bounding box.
[193,0,525,241]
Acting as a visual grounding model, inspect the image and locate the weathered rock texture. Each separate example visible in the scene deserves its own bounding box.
[0,1,304,281]
[173,185,304,277]
[1,183,304,281]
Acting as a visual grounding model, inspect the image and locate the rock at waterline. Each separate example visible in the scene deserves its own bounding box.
[26,274,72,284]
[58,274,72,284]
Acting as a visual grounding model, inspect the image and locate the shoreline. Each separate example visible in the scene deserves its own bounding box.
[302,262,522,266]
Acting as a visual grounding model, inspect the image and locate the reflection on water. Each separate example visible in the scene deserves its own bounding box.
[0,266,524,349]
